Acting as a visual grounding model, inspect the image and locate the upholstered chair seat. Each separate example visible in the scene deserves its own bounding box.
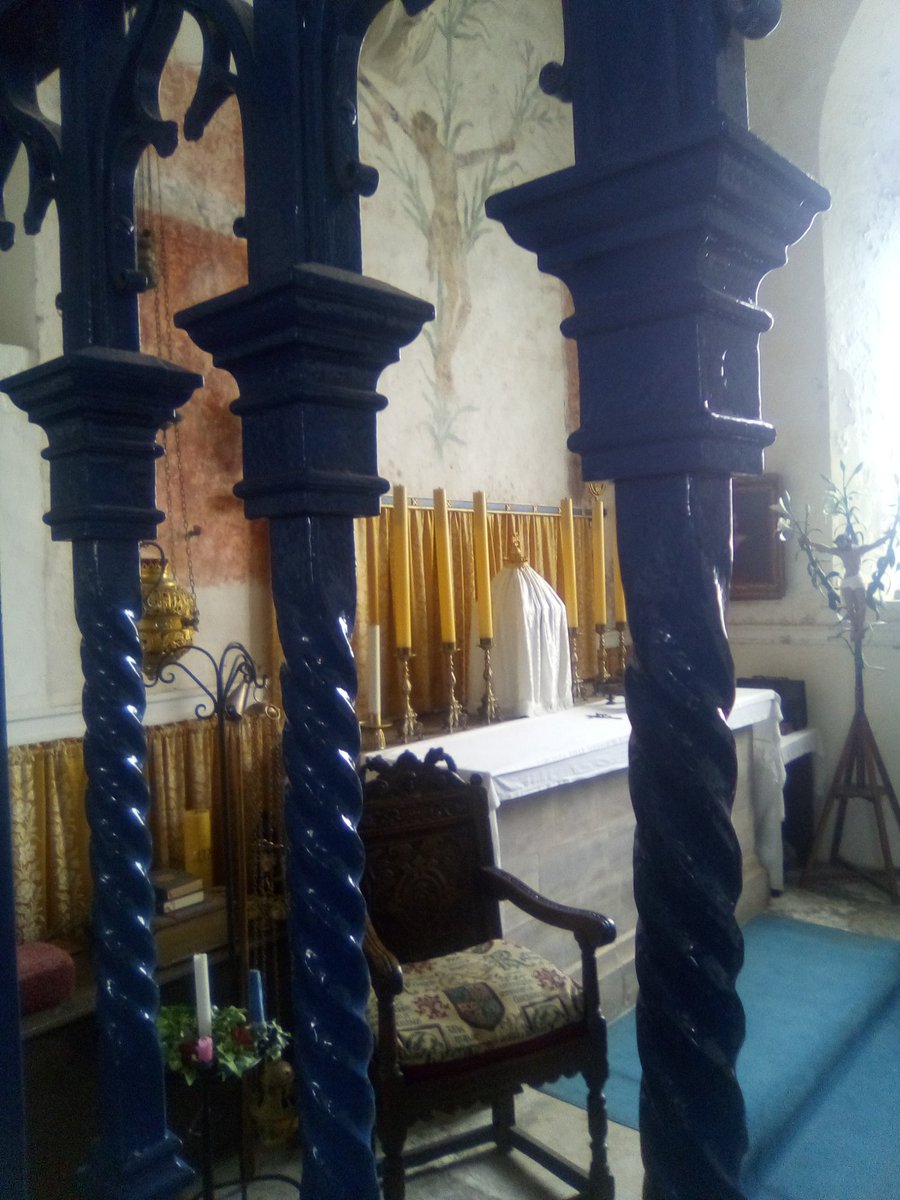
[360,749,616,1200]
[368,938,584,1072]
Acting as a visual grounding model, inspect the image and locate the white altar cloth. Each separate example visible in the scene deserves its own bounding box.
[367,688,789,888]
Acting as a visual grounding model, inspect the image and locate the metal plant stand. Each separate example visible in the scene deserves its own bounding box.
[801,638,900,903]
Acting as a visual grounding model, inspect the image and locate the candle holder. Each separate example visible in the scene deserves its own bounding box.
[478,638,501,724]
[616,621,629,678]
[396,647,423,743]
[568,627,586,703]
[442,644,467,732]
[194,1057,218,1200]
[359,715,391,752]
[595,623,611,689]
[159,1004,295,1199]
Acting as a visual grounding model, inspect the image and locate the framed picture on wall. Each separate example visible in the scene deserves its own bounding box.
[731,474,786,601]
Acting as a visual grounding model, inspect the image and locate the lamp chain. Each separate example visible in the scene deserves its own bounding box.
[139,148,199,617]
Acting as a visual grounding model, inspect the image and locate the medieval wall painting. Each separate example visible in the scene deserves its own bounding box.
[360,0,577,502]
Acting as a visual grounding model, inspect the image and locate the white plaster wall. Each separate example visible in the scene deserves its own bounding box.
[734,0,900,870]
[0,148,84,745]
[820,0,900,532]
[0,25,265,743]
[359,0,575,503]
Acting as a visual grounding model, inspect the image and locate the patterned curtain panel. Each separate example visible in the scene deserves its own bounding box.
[353,506,596,720]
[8,739,91,945]
[8,712,283,945]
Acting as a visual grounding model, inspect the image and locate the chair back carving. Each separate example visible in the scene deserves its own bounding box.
[359,749,501,963]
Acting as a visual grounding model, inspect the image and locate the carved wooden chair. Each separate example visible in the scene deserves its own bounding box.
[359,749,617,1200]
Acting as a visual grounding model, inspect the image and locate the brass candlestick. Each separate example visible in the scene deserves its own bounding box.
[568,627,586,703]
[616,621,628,677]
[478,637,500,724]
[396,647,422,743]
[359,715,390,752]
[442,644,467,732]
[595,623,610,689]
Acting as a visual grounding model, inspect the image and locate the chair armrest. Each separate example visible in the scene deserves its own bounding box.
[363,915,404,1000]
[481,865,616,951]
[362,916,404,1083]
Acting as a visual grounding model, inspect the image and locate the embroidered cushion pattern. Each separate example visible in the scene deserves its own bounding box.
[368,938,583,1066]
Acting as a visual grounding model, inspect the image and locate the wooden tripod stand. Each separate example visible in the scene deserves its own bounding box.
[801,639,900,903]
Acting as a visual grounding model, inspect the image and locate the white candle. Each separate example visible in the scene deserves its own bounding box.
[368,623,382,722]
[193,952,212,1039]
[473,491,493,641]
[433,488,457,645]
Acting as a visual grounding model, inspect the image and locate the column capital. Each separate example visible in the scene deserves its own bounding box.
[177,263,433,520]
[487,121,828,480]
[1,347,201,541]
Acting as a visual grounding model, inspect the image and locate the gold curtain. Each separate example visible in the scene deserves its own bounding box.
[8,712,283,945]
[354,506,597,720]
[8,739,91,945]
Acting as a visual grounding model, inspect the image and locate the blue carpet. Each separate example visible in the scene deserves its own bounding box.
[543,914,900,1200]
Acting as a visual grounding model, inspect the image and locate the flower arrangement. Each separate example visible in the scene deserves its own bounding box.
[774,462,899,649]
[158,1003,290,1086]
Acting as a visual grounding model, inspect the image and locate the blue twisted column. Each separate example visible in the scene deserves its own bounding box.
[618,475,746,1198]
[179,266,432,1200]
[488,4,828,1196]
[271,515,374,1197]
[2,349,201,1200]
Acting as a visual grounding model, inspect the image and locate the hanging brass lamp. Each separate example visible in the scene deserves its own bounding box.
[138,542,199,675]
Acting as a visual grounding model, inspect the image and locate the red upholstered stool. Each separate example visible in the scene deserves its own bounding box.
[16,942,77,1016]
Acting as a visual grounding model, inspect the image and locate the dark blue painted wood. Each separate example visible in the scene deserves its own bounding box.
[488,5,827,1197]
[1,3,831,1198]
[1,350,200,1200]
[1,3,435,1196]
[179,264,432,1200]
[175,8,434,1195]
[0,589,29,1200]
[1,3,206,1194]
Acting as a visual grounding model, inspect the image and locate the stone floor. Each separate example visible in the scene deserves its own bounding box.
[205,865,900,1199]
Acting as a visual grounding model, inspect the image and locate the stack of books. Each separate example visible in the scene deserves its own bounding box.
[151,869,229,969]
[151,868,205,914]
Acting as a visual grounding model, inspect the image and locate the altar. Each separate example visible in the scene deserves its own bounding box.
[366,688,786,1020]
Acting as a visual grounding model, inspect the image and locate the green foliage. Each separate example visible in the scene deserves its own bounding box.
[417,358,477,458]
[773,490,843,616]
[359,0,570,456]
[774,463,900,650]
[460,39,567,253]
[820,461,864,541]
[157,1003,290,1086]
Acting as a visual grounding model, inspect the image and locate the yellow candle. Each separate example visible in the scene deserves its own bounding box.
[560,497,579,630]
[366,515,380,626]
[433,488,457,645]
[612,511,627,625]
[368,623,381,722]
[182,809,214,891]
[391,484,412,649]
[591,496,607,627]
[473,491,493,641]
